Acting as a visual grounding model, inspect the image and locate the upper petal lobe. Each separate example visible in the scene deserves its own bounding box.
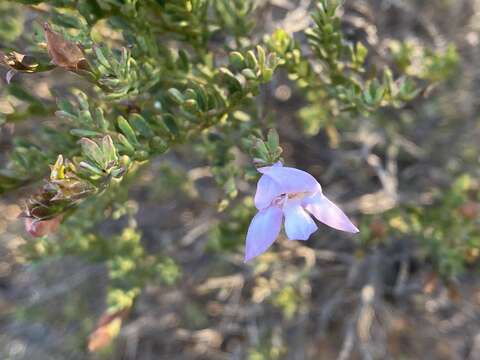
[254,174,282,210]
[258,165,321,195]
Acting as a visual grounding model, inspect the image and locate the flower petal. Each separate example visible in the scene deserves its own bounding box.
[254,162,284,210]
[6,69,17,84]
[258,165,320,195]
[283,201,318,240]
[245,206,283,262]
[303,193,359,233]
[254,174,282,210]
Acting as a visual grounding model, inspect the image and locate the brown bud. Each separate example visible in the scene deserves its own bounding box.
[446,282,461,302]
[458,201,479,220]
[43,22,89,71]
[24,216,62,237]
[465,247,480,264]
[20,155,96,234]
[369,218,387,238]
[423,272,439,294]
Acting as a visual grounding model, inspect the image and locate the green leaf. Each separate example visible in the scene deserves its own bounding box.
[355,42,368,65]
[254,139,269,160]
[241,68,257,80]
[94,107,109,131]
[129,113,154,138]
[219,67,243,92]
[191,84,208,111]
[177,49,190,71]
[57,98,76,115]
[51,10,85,29]
[94,45,111,69]
[229,51,245,70]
[183,99,199,112]
[117,116,139,145]
[150,136,168,154]
[245,50,258,69]
[79,160,104,176]
[55,110,77,121]
[167,88,185,105]
[267,129,279,151]
[75,90,90,111]
[79,138,104,166]
[117,134,135,155]
[163,114,179,137]
[256,45,266,72]
[70,129,103,137]
[101,135,118,164]
[261,68,273,82]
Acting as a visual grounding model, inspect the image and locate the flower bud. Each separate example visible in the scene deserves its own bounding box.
[369,218,387,238]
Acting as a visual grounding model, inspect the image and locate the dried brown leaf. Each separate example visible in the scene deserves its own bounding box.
[43,22,88,71]
[88,308,130,352]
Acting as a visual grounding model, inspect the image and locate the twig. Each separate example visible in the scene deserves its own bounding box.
[337,318,356,360]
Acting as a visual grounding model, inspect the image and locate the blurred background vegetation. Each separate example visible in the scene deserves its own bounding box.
[0,0,479,359]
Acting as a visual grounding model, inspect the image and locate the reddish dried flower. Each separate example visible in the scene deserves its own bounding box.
[458,201,479,220]
[24,216,62,237]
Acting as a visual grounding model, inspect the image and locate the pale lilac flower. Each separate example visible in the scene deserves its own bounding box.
[245,162,359,261]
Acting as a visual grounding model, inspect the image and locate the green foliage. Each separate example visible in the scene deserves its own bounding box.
[208,197,255,251]
[265,1,458,138]
[360,174,480,278]
[0,2,25,43]
[0,0,464,353]
[389,40,460,82]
